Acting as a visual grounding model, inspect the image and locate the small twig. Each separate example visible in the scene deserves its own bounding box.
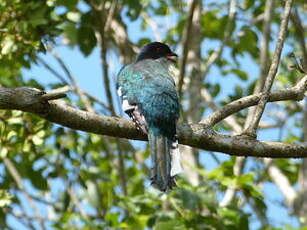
[116,141,128,196]
[8,209,37,230]
[46,85,72,94]
[103,0,118,33]
[49,49,96,113]
[290,7,307,72]
[219,157,246,207]
[67,185,89,219]
[258,120,285,129]
[208,152,221,165]
[201,74,307,126]
[178,0,198,100]
[10,211,52,222]
[257,0,274,91]
[202,0,237,79]
[264,158,297,206]
[95,1,118,115]
[202,88,242,133]
[141,12,162,41]
[243,0,293,137]
[37,57,69,85]
[41,92,66,101]
[38,58,111,111]
[83,90,111,112]
[100,43,116,115]
[289,53,306,74]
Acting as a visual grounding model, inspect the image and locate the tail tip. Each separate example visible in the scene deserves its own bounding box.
[150,176,177,192]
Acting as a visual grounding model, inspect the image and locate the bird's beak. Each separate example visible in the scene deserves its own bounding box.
[166,52,178,63]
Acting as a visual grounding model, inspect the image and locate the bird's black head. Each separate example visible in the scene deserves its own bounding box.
[136,42,178,63]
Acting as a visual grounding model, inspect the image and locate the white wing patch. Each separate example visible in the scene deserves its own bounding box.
[117,86,134,113]
[117,87,123,97]
[117,86,148,134]
[122,99,135,112]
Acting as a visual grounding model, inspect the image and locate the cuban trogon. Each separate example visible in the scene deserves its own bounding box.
[116,42,183,191]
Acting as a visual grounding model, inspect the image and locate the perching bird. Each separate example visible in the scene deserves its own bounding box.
[116,42,183,191]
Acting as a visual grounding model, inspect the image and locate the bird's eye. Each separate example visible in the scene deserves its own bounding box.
[156,47,162,52]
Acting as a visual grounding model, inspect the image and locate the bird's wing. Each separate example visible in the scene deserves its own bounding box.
[116,64,148,134]
[116,60,179,136]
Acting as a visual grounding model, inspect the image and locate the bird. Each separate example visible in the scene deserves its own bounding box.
[116,42,183,192]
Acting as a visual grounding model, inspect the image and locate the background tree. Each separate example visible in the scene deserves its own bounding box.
[0,0,306,229]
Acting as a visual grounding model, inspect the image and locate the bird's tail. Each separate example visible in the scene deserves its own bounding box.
[148,130,183,192]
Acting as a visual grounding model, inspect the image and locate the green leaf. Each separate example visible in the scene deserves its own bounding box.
[201,11,227,39]
[56,0,78,10]
[178,188,201,211]
[230,68,248,81]
[77,26,97,56]
[28,168,49,191]
[125,0,142,20]
[237,26,258,57]
[154,219,185,230]
[28,7,48,26]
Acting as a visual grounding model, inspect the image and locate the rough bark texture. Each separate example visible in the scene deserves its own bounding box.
[1,86,306,158]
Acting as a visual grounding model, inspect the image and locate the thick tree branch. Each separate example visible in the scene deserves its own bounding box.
[0,86,306,158]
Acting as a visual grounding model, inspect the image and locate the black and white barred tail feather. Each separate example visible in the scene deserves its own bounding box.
[149,131,183,192]
[169,135,183,178]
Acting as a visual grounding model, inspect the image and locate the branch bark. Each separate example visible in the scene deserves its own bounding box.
[201,75,307,126]
[244,0,293,137]
[0,86,306,158]
[244,0,274,128]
